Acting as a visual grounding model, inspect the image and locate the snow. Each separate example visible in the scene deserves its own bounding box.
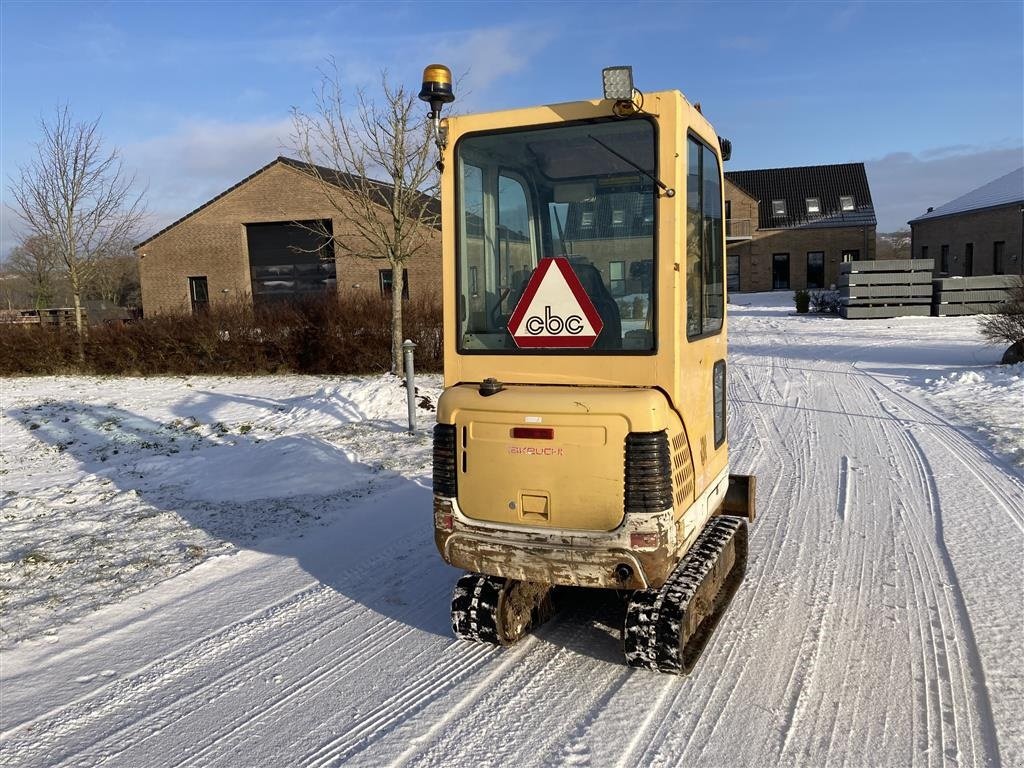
[1,293,1022,767]
[920,364,1024,466]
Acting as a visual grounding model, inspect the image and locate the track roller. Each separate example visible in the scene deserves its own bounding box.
[451,573,553,645]
[623,515,748,674]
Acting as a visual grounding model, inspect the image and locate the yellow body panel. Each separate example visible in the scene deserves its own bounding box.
[438,384,684,531]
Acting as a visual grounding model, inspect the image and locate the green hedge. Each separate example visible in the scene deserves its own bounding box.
[0,293,442,376]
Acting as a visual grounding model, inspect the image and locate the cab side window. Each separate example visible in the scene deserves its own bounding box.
[686,137,724,339]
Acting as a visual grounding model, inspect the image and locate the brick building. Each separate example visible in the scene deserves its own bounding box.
[135,157,442,315]
[724,163,877,292]
[908,167,1023,277]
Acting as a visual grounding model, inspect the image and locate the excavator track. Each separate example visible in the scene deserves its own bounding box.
[451,572,553,646]
[623,515,748,674]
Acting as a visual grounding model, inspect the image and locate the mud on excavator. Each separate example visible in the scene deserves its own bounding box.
[421,64,755,674]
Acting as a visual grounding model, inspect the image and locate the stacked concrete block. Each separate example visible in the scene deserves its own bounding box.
[932,275,1020,316]
[837,259,934,319]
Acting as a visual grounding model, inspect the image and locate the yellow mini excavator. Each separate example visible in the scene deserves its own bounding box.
[421,64,755,674]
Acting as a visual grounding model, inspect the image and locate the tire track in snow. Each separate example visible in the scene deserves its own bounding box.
[387,636,560,768]
[830,369,914,762]
[662,356,792,755]
[393,614,627,768]
[176,586,451,767]
[846,368,1000,766]
[794,376,910,761]
[2,582,334,765]
[773,372,846,763]
[890,415,1001,766]
[854,373,999,766]
[298,642,500,767]
[667,353,828,766]
[2,534,428,768]
[671,356,806,765]
[856,364,1024,533]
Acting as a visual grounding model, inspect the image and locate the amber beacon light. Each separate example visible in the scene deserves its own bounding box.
[419,64,455,155]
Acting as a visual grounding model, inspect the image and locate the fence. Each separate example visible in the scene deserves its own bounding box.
[931,275,1020,316]
[837,259,934,319]
[0,308,79,328]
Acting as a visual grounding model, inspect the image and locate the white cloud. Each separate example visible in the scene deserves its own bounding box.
[866,144,1024,232]
[438,25,552,93]
[123,116,294,239]
[429,24,553,106]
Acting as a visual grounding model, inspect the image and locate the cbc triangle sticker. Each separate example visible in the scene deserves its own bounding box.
[508,258,604,348]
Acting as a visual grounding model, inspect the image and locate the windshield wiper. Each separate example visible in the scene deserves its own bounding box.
[588,135,674,197]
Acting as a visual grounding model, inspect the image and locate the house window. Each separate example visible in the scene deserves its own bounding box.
[580,210,595,229]
[611,209,626,228]
[965,243,974,276]
[840,195,855,211]
[771,199,786,217]
[994,241,1006,274]
[188,276,209,315]
[725,200,732,221]
[805,197,821,215]
[773,253,790,289]
[921,245,928,261]
[842,249,859,263]
[806,251,825,289]
[379,268,410,299]
[941,245,949,273]
[246,219,336,303]
[609,260,626,296]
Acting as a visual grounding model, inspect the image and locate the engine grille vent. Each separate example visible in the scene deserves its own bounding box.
[433,424,457,497]
[624,431,673,514]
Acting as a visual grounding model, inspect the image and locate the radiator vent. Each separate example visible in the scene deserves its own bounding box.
[433,424,457,497]
[624,431,673,514]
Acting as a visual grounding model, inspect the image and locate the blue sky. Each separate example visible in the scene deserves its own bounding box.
[2,0,1022,255]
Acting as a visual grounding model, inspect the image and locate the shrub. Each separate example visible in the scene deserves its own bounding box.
[978,279,1024,348]
[793,289,810,314]
[810,289,842,315]
[0,292,443,376]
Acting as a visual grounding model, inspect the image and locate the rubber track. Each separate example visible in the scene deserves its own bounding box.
[451,572,506,645]
[624,516,747,674]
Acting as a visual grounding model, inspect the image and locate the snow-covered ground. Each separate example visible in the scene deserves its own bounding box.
[1,292,1022,767]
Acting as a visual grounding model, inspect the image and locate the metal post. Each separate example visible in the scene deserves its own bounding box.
[403,339,417,435]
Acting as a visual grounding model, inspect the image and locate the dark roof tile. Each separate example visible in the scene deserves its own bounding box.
[725,162,876,230]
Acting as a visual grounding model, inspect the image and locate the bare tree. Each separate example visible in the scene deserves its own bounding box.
[86,246,141,307]
[8,106,145,355]
[5,235,60,309]
[876,228,911,260]
[291,66,439,377]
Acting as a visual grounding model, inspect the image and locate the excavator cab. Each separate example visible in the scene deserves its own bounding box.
[422,65,755,673]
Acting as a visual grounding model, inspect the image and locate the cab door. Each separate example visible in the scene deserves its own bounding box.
[681,135,728,494]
